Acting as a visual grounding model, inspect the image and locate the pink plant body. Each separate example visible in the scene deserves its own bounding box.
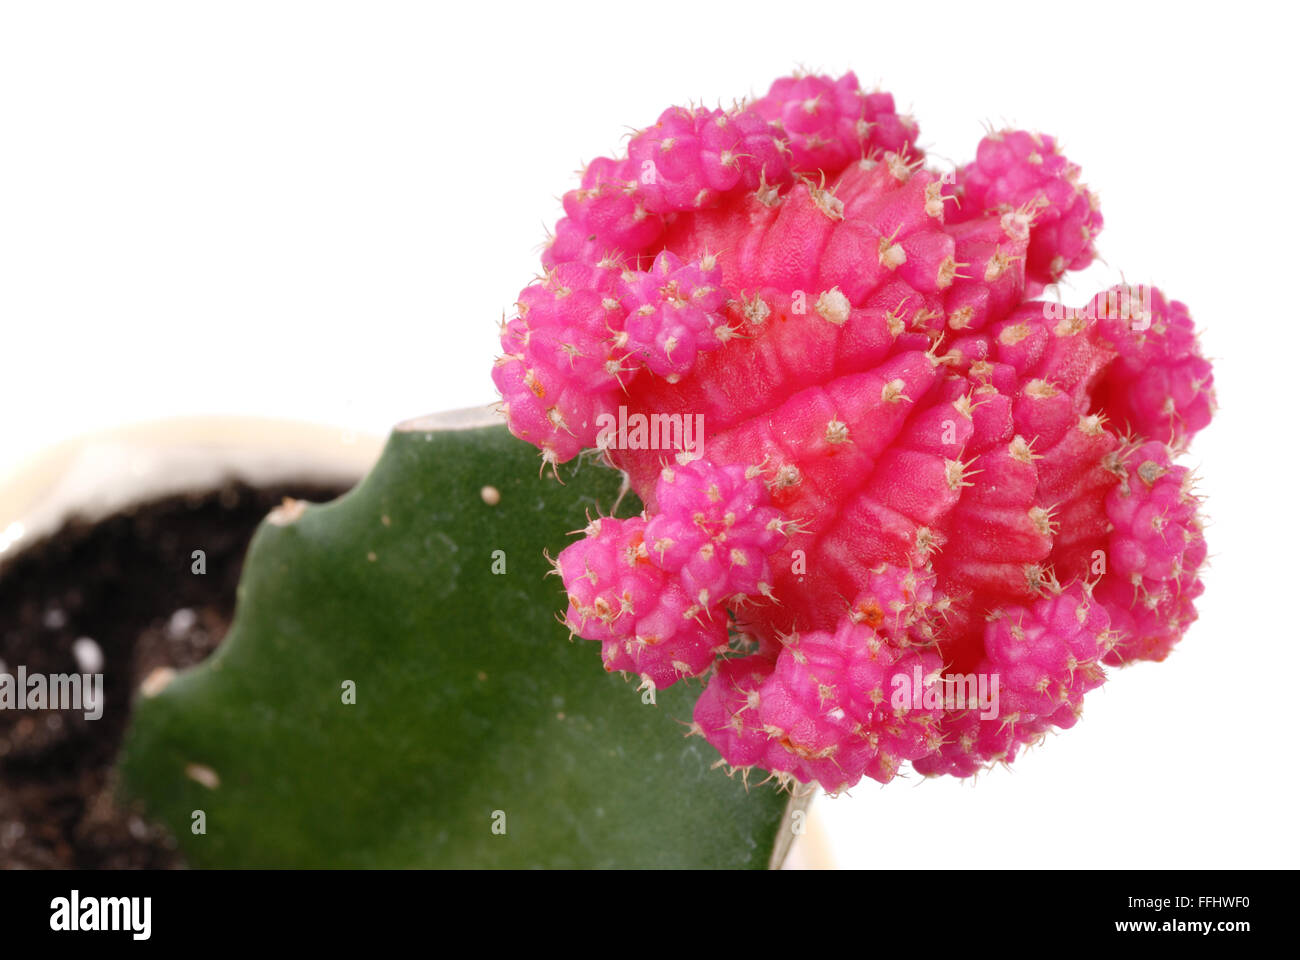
[492,71,1215,793]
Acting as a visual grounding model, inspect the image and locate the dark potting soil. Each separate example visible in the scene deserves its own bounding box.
[0,480,351,868]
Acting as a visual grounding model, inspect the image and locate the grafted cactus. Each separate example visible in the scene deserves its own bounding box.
[118,70,1215,868]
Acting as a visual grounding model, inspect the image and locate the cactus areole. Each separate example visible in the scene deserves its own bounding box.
[492,71,1215,793]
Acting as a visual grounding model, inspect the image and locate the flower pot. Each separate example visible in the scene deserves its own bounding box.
[0,417,380,867]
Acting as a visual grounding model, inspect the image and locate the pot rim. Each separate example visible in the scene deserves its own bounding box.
[0,415,384,566]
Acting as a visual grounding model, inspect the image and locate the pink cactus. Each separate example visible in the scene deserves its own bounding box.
[498,71,1216,791]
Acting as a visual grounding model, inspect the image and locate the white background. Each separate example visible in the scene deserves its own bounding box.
[2,1,1297,867]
